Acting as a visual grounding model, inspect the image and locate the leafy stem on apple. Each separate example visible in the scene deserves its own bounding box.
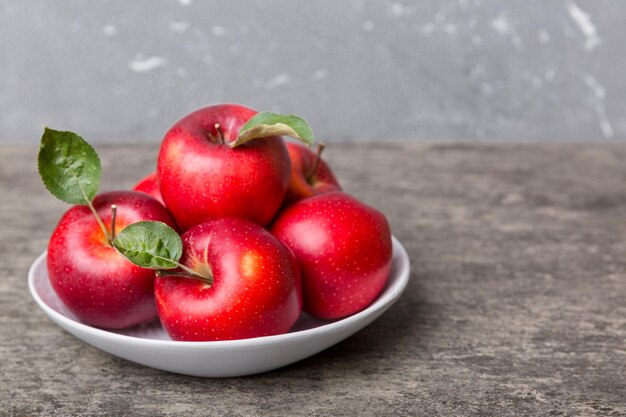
[231,112,315,148]
[155,270,204,279]
[38,127,114,245]
[88,200,113,244]
[113,221,213,284]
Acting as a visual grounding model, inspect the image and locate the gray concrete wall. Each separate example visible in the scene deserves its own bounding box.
[1,0,625,144]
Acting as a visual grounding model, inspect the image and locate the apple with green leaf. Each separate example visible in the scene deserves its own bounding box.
[113,219,302,341]
[157,104,314,230]
[39,129,177,329]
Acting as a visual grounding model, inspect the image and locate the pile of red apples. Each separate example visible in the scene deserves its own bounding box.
[43,104,392,341]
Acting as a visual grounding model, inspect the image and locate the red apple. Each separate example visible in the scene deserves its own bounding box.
[47,191,178,329]
[133,171,164,205]
[284,142,341,205]
[157,104,290,230]
[155,218,302,341]
[271,192,392,320]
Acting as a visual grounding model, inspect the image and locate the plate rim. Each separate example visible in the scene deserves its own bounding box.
[29,235,410,349]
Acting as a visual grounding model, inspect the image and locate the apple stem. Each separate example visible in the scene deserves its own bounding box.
[110,204,118,241]
[307,141,326,181]
[156,265,214,285]
[214,123,225,145]
[86,200,114,246]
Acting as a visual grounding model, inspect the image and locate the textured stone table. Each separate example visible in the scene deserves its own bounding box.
[1,144,625,416]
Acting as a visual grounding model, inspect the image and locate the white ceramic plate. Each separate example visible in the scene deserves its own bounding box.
[28,236,410,377]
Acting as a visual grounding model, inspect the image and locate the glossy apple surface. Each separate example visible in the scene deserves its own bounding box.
[284,142,341,205]
[133,171,164,205]
[155,218,302,341]
[272,192,392,320]
[157,104,290,230]
[47,191,178,329]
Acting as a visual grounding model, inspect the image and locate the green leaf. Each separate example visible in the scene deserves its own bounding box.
[38,127,101,205]
[113,221,183,269]
[231,112,314,148]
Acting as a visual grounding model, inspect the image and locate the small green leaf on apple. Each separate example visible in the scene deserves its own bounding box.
[231,112,314,148]
[114,221,212,282]
[38,128,101,205]
[38,127,113,243]
[113,221,183,269]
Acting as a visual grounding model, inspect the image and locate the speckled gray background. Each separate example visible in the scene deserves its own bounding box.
[1,0,625,143]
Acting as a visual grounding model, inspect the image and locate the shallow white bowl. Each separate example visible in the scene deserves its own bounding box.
[28,236,410,377]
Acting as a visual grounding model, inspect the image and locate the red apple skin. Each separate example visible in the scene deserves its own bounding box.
[133,171,164,205]
[157,104,290,230]
[155,218,302,341]
[284,142,341,205]
[271,192,392,320]
[47,191,178,329]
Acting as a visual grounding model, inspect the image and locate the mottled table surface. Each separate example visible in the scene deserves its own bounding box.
[1,144,625,416]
